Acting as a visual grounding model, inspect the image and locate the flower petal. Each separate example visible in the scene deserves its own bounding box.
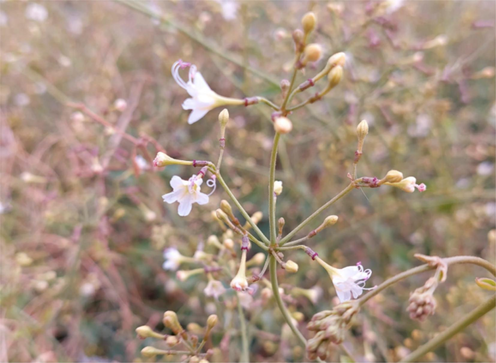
[177,196,193,216]
[192,71,212,92]
[195,192,209,205]
[335,287,351,302]
[162,189,183,204]
[170,175,184,189]
[187,109,209,124]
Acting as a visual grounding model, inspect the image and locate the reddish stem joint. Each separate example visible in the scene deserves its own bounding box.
[299,78,316,91]
[241,235,250,251]
[244,97,259,107]
[305,246,318,260]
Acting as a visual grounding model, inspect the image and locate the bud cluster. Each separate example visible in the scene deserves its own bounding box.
[406,278,438,321]
[306,302,359,360]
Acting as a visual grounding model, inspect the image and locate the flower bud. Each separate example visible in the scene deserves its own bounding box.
[207,314,219,329]
[218,109,229,127]
[309,215,338,238]
[251,211,263,225]
[247,252,265,266]
[284,260,299,273]
[327,52,346,69]
[223,238,234,249]
[207,235,222,249]
[302,12,317,34]
[165,336,179,346]
[163,311,183,334]
[71,111,85,123]
[280,79,290,97]
[136,325,166,339]
[274,117,293,134]
[141,346,165,357]
[327,65,343,88]
[153,152,193,167]
[220,200,238,224]
[383,170,404,184]
[274,180,283,195]
[176,268,203,282]
[301,44,322,66]
[189,356,200,363]
[356,120,369,140]
[278,217,285,235]
[475,277,496,291]
[292,29,304,50]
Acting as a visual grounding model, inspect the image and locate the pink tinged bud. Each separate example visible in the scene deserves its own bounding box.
[416,183,427,192]
[114,98,127,112]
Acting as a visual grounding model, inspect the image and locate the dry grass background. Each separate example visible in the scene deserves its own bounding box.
[1,1,495,362]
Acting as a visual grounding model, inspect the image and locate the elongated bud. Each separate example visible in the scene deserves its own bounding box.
[300,44,322,67]
[327,65,343,88]
[220,200,239,225]
[218,109,229,127]
[141,346,167,357]
[136,325,166,339]
[153,152,193,167]
[251,211,263,224]
[357,120,369,141]
[302,12,317,34]
[381,170,404,184]
[284,260,299,273]
[187,323,203,334]
[274,117,293,134]
[215,209,230,225]
[278,217,285,236]
[163,311,183,335]
[207,314,219,329]
[207,235,223,249]
[247,252,265,266]
[274,180,283,195]
[293,29,304,51]
[280,79,290,97]
[475,277,496,291]
[308,215,338,238]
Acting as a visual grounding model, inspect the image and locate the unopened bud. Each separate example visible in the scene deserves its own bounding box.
[251,211,263,225]
[383,170,404,184]
[302,12,317,34]
[187,322,203,334]
[280,79,290,97]
[247,252,265,266]
[274,180,283,195]
[189,356,200,363]
[301,44,322,66]
[71,111,85,123]
[220,200,238,224]
[223,238,234,249]
[153,152,193,167]
[207,314,219,328]
[141,346,164,358]
[284,260,299,273]
[278,217,285,235]
[292,29,304,50]
[357,120,369,140]
[215,209,230,225]
[207,235,222,249]
[136,325,166,339]
[218,109,229,127]
[475,277,496,291]
[165,336,178,346]
[274,117,293,134]
[309,215,338,238]
[163,311,181,333]
[327,52,346,69]
[327,65,343,88]
[292,311,305,322]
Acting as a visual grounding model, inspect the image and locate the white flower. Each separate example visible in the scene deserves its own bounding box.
[273,180,283,195]
[172,60,243,124]
[163,248,183,271]
[316,258,374,302]
[204,279,226,299]
[162,175,209,216]
[230,250,249,291]
[25,3,48,22]
[214,0,239,20]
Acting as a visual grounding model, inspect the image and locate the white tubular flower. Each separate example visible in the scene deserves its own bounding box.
[172,60,244,124]
[163,248,184,271]
[274,181,283,196]
[384,176,426,193]
[230,250,249,291]
[316,257,374,302]
[162,175,209,217]
[204,276,227,299]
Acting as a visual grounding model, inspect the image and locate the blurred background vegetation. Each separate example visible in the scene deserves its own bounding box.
[1,1,495,362]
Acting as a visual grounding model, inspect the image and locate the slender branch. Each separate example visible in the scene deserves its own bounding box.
[269,133,281,244]
[400,295,496,363]
[237,294,250,363]
[216,172,270,245]
[258,97,280,111]
[281,69,298,112]
[280,183,355,245]
[269,256,306,346]
[282,236,309,247]
[358,256,496,307]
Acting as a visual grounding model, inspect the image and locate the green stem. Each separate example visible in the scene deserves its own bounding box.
[258,97,280,111]
[237,294,250,363]
[269,133,281,244]
[216,173,270,246]
[281,69,298,112]
[269,256,306,346]
[280,183,355,245]
[400,295,496,362]
[358,256,496,307]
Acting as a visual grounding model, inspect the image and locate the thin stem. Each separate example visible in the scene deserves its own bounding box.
[282,236,309,247]
[358,256,496,307]
[258,97,280,111]
[216,173,270,245]
[400,295,496,363]
[286,98,311,112]
[281,69,298,112]
[277,245,308,252]
[280,183,355,245]
[269,256,306,346]
[269,133,281,244]
[237,293,250,363]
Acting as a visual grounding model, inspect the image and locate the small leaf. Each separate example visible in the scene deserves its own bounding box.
[475,277,496,291]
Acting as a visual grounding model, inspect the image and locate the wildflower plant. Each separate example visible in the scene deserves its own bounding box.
[133,9,495,363]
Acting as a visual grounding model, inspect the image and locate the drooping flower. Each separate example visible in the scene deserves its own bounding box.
[162,175,209,216]
[315,257,374,302]
[230,249,249,291]
[384,176,426,193]
[172,60,244,124]
[204,275,227,299]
